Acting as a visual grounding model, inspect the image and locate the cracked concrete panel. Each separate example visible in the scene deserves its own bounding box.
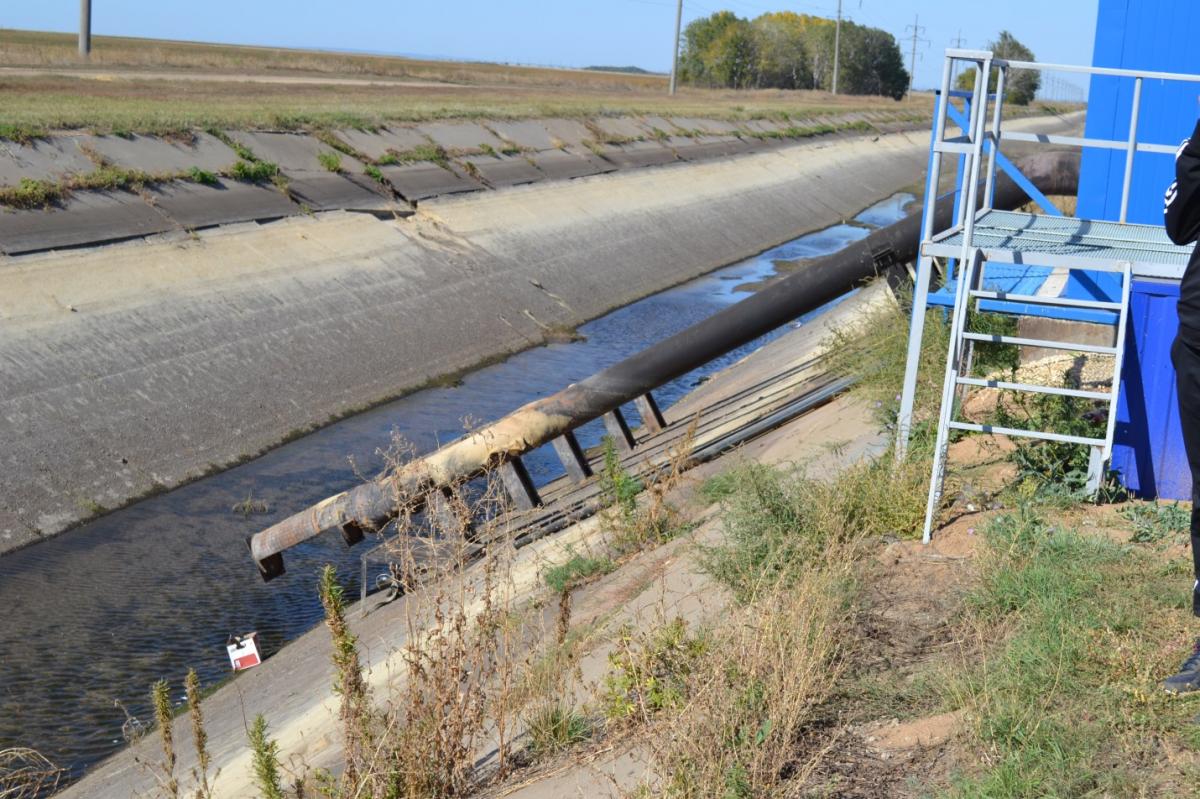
[485,120,556,151]
[588,117,646,142]
[0,191,172,255]
[415,121,504,154]
[598,140,677,169]
[146,178,297,228]
[379,161,483,201]
[539,119,595,148]
[334,127,432,161]
[81,132,239,174]
[460,154,544,187]
[529,149,613,181]
[0,136,94,187]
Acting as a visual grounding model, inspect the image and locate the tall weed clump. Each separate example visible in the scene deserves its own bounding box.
[652,562,854,798]
[318,566,372,791]
[701,456,926,602]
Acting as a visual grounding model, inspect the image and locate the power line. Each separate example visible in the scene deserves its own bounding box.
[904,13,928,92]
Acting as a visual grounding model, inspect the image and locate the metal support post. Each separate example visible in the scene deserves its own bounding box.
[983,66,1007,211]
[603,408,637,451]
[498,457,540,511]
[896,55,956,457]
[551,431,593,483]
[1119,77,1143,224]
[634,392,667,434]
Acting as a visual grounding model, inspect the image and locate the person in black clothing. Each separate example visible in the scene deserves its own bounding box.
[1164,118,1200,692]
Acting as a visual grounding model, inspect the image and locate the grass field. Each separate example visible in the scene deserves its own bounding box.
[0,29,934,135]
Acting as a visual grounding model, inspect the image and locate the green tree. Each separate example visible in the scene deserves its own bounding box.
[680,11,752,87]
[751,12,813,89]
[837,22,909,99]
[956,30,1041,106]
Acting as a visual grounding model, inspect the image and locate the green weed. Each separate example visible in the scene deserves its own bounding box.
[187,166,219,186]
[700,455,926,603]
[363,164,385,183]
[247,715,285,799]
[151,679,178,798]
[230,159,279,182]
[0,177,62,208]
[543,552,614,593]
[602,617,707,724]
[1122,500,1191,544]
[523,703,591,756]
[991,367,1112,500]
[317,150,342,172]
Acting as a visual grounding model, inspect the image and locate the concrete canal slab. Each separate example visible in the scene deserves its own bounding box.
[0,191,172,255]
[0,136,94,186]
[669,116,745,135]
[333,127,432,161]
[460,154,543,187]
[146,178,297,228]
[80,132,239,174]
[415,121,504,154]
[529,149,612,181]
[486,120,556,150]
[227,132,393,211]
[539,118,595,148]
[379,161,483,201]
[588,116,646,142]
[227,131,365,174]
[640,115,681,136]
[597,140,676,169]
[672,136,751,161]
[287,173,393,212]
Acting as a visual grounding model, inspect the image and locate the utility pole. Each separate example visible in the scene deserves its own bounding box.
[831,0,842,94]
[905,14,928,93]
[79,0,92,60]
[669,0,683,95]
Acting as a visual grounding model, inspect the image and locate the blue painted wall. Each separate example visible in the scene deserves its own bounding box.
[1082,0,1200,498]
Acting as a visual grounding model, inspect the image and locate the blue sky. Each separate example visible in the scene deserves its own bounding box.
[7,0,1098,92]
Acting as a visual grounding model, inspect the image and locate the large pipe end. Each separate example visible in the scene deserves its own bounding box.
[248,537,286,582]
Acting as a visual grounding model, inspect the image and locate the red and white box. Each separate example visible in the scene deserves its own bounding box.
[227,632,262,671]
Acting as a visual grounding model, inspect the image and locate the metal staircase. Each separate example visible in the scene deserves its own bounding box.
[903,48,1199,543]
[920,247,1132,542]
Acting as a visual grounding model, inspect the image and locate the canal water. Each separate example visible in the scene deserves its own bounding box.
[0,193,914,784]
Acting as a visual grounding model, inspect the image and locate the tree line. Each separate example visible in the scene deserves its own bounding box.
[679,10,910,100]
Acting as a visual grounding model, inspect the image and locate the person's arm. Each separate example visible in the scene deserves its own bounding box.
[1166,119,1200,245]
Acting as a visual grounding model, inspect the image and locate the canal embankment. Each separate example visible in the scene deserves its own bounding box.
[0,111,1082,553]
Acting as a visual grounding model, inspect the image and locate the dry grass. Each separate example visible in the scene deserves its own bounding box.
[0,748,62,799]
[650,555,856,798]
[0,29,932,135]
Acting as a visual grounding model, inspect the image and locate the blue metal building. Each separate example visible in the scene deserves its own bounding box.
[1083,0,1199,499]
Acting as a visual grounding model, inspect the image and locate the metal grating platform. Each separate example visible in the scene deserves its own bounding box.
[924,210,1195,279]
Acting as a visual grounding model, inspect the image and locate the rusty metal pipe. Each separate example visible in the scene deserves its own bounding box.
[249,151,1080,579]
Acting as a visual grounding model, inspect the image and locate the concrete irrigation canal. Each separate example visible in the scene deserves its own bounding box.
[0,112,1079,794]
